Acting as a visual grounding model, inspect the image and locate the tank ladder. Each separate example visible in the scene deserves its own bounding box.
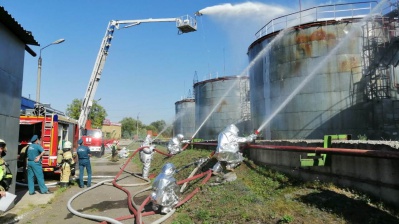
[362,16,391,100]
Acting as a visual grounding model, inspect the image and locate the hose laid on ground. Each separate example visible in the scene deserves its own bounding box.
[110,147,145,219]
[74,145,213,224]
[98,146,171,224]
[132,187,177,224]
[134,167,212,224]
[16,181,59,187]
[154,149,172,157]
[176,169,213,207]
[90,173,150,187]
[67,179,123,224]
[180,166,200,193]
[132,186,152,224]
[151,209,176,224]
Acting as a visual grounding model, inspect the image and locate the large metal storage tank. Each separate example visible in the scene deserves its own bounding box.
[248,2,399,140]
[174,98,195,139]
[194,76,251,140]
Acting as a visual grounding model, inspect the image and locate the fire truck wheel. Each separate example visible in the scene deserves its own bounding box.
[95,152,102,158]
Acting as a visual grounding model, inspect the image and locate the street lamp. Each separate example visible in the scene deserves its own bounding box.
[36,38,65,104]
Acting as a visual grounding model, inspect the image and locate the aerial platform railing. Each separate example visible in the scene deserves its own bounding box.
[255,1,379,39]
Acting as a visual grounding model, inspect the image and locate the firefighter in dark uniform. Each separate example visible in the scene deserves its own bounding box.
[18,142,30,182]
[26,135,51,195]
[110,140,119,162]
[57,141,76,188]
[0,139,12,193]
[76,139,92,188]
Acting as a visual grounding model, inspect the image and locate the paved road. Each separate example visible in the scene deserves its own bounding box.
[1,147,171,224]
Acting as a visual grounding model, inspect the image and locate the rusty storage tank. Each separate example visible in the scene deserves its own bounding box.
[174,98,196,139]
[248,2,399,140]
[194,76,251,140]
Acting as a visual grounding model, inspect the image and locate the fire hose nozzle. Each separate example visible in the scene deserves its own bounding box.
[254,130,260,135]
[195,11,203,16]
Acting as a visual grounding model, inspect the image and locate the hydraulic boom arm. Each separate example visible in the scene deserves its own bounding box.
[78,15,197,136]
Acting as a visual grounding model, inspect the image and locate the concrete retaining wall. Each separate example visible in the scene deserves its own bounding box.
[249,141,399,206]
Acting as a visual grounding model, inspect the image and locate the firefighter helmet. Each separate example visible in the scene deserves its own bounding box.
[64,141,72,149]
[0,139,6,152]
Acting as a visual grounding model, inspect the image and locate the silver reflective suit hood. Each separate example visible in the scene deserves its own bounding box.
[142,134,152,147]
[212,124,257,173]
[167,134,184,155]
[140,136,155,179]
[151,163,180,214]
[216,124,254,154]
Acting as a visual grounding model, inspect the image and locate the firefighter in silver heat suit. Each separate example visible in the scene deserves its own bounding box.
[167,134,188,155]
[140,135,154,179]
[212,124,257,174]
[57,141,76,187]
[151,163,180,214]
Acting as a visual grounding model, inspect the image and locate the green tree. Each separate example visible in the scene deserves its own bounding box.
[120,117,135,138]
[120,117,144,139]
[66,98,107,128]
[163,126,173,138]
[146,125,157,134]
[65,99,81,119]
[149,120,167,133]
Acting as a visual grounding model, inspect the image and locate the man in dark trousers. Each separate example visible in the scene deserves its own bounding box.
[76,139,92,188]
[26,135,51,195]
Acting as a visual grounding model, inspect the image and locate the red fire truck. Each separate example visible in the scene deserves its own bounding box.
[18,105,78,176]
[81,120,105,158]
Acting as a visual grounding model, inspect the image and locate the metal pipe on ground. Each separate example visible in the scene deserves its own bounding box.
[191,142,399,159]
[247,144,399,160]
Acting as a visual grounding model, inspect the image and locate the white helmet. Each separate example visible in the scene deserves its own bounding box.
[0,139,7,152]
[176,134,184,140]
[225,124,239,135]
[64,141,72,149]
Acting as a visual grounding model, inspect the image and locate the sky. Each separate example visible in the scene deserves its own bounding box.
[1,0,364,125]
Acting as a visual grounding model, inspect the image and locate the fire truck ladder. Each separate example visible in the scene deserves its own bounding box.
[42,113,54,165]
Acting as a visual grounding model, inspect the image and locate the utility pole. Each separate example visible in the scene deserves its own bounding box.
[136,112,140,140]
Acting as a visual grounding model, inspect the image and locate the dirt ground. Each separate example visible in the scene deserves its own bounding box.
[0,148,171,224]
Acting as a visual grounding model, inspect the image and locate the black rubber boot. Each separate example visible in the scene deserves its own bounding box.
[60,182,69,188]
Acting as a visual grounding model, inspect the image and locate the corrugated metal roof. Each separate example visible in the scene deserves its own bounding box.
[0,6,39,46]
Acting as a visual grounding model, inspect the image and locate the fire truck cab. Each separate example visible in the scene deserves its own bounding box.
[81,128,105,158]
[18,105,78,178]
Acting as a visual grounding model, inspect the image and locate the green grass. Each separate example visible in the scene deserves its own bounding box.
[127,144,399,224]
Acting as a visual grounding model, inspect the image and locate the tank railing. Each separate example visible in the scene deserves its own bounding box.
[255,1,379,39]
[381,0,399,15]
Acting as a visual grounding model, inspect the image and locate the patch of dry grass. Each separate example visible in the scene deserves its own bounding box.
[127,144,399,224]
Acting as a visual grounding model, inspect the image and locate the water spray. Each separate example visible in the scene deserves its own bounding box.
[255,0,389,135]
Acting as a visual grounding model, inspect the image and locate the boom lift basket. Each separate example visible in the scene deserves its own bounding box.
[176,15,197,34]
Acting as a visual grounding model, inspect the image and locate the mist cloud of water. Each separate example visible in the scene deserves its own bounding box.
[196,2,292,76]
[199,2,288,21]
